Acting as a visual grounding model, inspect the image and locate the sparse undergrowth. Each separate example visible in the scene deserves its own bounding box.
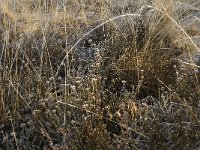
[0,0,200,149]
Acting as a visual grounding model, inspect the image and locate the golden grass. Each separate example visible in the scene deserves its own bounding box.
[0,0,200,149]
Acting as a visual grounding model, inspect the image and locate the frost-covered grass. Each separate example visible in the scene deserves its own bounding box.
[0,0,200,149]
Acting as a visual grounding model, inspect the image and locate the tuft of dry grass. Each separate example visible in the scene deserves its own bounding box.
[0,0,200,149]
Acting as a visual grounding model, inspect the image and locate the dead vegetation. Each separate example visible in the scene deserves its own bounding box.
[0,0,200,149]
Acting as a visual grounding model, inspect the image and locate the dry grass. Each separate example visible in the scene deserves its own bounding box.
[0,0,200,149]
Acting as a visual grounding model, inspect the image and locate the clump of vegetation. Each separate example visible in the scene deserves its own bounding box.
[0,0,200,149]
